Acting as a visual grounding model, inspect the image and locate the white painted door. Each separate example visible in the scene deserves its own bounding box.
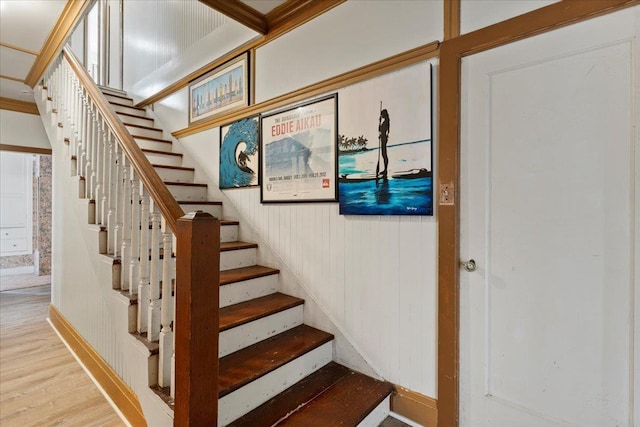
[460,8,639,427]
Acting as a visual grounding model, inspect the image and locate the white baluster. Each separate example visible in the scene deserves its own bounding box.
[148,209,161,341]
[94,119,104,225]
[112,148,124,257]
[137,190,150,334]
[120,165,133,291]
[129,174,140,298]
[159,230,173,387]
[106,137,116,254]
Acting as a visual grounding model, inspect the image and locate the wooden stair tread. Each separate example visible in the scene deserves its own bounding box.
[130,332,159,355]
[221,241,258,251]
[177,200,222,205]
[220,219,239,226]
[218,324,333,398]
[116,111,153,122]
[108,100,145,111]
[141,148,182,157]
[277,369,393,426]
[227,361,351,427]
[163,181,207,187]
[219,292,303,332]
[132,134,172,143]
[151,164,195,171]
[123,122,162,131]
[220,265,279,286]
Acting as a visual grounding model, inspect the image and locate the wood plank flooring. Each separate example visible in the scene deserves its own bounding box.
[0,285,125,426]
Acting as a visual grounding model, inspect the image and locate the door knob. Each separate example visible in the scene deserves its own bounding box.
[461,259,476,272]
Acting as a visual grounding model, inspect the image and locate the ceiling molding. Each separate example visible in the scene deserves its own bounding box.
[0,97,39,115]
[137,0,345,108]
[266,0,344,39]
[198,0,268,34]
[23,0,90,88]
[265,0,314,29]
[0,144,51,155]
[0,75,25,83]
[0,41,39,56]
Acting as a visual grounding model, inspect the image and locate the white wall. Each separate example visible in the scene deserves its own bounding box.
[460,0,559,34]
[122,0,254,98]
[0,109,50,150]
[144,0,443,398]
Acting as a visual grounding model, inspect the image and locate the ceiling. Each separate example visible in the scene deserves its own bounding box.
[0,0,68,103]
[0,0,297,105]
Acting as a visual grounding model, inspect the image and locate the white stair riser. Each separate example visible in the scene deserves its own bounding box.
[219,305,303,357]
[110,103,147,117]
[153,167,194,183]
[220,224,238,243]
[166,184,208,201]
[179,204,221,218]
[357,396,390,427]
[134,138,172,152]
[218,343,333,426]
[143,152,182,167]
[126,125,163,139]
[220,275,278,308]
[105,94,133,105]
[117,114,154,127]
[220,247,257,271]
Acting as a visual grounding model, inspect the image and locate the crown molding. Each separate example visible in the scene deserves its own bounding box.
[24,0,90,88]
[0,96,39,115]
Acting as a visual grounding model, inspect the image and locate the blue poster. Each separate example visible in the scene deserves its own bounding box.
[219,117,259,189]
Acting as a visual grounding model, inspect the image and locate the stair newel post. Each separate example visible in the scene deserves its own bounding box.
[175,212,220,427]
[148,208,162,341]
[137,189,151,334]
[120,160,133,292]
[159,229,174,388]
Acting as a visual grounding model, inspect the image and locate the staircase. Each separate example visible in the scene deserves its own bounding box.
[88,85,395,426]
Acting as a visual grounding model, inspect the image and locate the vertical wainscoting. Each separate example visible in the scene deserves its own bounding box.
[172,126,438,398]
[123,0,227,89]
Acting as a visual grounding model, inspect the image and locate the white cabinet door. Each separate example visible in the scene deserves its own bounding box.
[0,151,33,256]
[460,8,638,427]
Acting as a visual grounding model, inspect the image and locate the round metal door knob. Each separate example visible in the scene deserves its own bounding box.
[461,259,476,272]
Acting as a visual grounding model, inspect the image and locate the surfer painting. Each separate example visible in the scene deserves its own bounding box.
[219,117,260,189]
[337,62,433,215]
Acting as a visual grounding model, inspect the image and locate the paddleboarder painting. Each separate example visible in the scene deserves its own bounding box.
[338,63,433,215]
[219,116,259,189]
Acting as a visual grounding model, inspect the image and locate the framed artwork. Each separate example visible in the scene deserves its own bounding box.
[260,94,338,203]
[189,53,249,125]
[219,116,260,189]
[338,63,433,216]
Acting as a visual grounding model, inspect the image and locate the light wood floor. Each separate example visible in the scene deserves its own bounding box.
[0,285,125,426]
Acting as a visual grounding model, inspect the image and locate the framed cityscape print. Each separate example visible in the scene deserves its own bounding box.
[189,53,249,125]
[219,116,260,189]
[337,63,433,215]
[260,94,338,203]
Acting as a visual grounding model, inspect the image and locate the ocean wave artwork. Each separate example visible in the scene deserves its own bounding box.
[220,117,259,188]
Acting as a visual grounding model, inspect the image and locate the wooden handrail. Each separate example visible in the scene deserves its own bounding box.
[62,47,185,231]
